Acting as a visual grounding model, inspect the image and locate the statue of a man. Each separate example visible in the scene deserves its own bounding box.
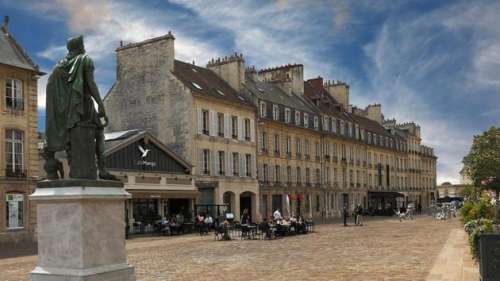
[44,35,115,180]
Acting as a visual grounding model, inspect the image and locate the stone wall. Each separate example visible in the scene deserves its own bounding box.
[0,64,40,243]
[104,36,194,161]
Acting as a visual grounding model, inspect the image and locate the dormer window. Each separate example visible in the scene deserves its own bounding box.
[295,111,301,126]
[259,101,267,118]
[323,116,329,131]
[355,124,359,139]
[284,108,291,123]
[331,118,337,133]
[191,81,203,90]
[303,113,309,128]
[314,116,319,129]
[272,104,280,121]
[368,132,372,144]
[340,121,345,135]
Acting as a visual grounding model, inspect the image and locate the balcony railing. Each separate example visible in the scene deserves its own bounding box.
[5,168,27,178]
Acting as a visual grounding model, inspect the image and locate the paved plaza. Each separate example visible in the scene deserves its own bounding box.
[0,216,477,281]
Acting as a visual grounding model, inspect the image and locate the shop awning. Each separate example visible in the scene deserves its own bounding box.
[368,191,405,198]
[128,189,199,199]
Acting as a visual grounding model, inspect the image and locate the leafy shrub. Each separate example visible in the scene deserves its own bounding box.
[460,197,495,224]
[464,218,494,258]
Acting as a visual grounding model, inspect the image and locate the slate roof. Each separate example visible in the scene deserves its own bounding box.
[0,26,43,73]
[173,59,253,108]
[303,77,393,137]
[303,79,349,121]
[245,75,314,114]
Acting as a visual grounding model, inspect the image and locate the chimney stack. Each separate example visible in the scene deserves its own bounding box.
[2,16,9,32]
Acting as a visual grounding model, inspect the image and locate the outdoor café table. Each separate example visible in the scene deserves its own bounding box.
[240,224,257,239]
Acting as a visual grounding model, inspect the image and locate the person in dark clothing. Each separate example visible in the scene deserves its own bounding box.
[342,205,348,226]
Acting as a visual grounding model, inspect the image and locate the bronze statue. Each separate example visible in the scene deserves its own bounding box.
[44,35,115,180]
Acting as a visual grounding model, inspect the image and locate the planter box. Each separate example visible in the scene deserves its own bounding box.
[479,233,500,281]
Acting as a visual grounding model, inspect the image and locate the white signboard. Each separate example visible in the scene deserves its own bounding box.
[6,194,23,228]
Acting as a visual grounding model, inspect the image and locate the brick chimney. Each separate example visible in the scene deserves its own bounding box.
[115,32,175,81]
[258,64,304,96]
[207,53,245,92]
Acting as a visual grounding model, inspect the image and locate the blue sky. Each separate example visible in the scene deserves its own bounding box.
[2,0,499,184]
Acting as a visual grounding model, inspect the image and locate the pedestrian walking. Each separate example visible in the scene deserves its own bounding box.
[356,204,364,226]
[342,205,348,226]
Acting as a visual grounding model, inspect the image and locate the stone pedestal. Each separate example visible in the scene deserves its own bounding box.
[29,180,136,281]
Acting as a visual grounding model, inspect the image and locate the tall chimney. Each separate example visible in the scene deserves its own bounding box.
[207,53,245,92]
[258,64,304,96]
[2,16,9,32]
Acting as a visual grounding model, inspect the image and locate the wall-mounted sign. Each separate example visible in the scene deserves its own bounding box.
[6,194,23,228]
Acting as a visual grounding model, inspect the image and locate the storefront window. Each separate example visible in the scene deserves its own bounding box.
[6,193,24,229]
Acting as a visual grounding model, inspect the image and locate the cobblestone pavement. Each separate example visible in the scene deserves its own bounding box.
[0,216,465,281]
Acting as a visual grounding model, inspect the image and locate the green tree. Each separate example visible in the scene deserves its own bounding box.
[463,127,500,223]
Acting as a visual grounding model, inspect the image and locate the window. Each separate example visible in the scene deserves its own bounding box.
[297,167,302,184]
[286,136,291,155]
[231,116,238,139]
[332,118,337,133]
[305,139,310,156]
[306,168,310,185]
[368,133,372,144]
[260,131,267,151]
[259,101,267,117]
[217,113,224,137]
[263,164,268,182]
[295,111,301,125]
[274,134,280,153]
[5,129,24,176]
[355,124,359,139]
[244,118,251,141]
[315,142,320,158]
[191,81,203,90]
[303,113,309,128]
[340,121,345,135]
[202,110,209,135]
[316,195,320,212]
[5,79,23,110]
[218,151,225,175]
[315,168,320,184]
[287,166,291,183]
[348,123,352,137]
[296,138,302,155]
[275,165,281,182]
[323,116,329,131]
[285,108,291,123]
[5,193,24,229]
[314,116,319,129]
[201,149,210,175]
[232,153,239,176]
[272,104,280,121]
[245,154,252,177]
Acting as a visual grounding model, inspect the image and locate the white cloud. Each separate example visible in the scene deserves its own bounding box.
[360,0,500,183]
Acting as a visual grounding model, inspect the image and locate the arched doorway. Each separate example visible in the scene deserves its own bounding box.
[240,191,256,222]
[223,191,235,213]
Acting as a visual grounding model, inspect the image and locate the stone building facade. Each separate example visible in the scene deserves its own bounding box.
[104,35,260,222]
[105,32,437,222]
[0,17,44,245]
